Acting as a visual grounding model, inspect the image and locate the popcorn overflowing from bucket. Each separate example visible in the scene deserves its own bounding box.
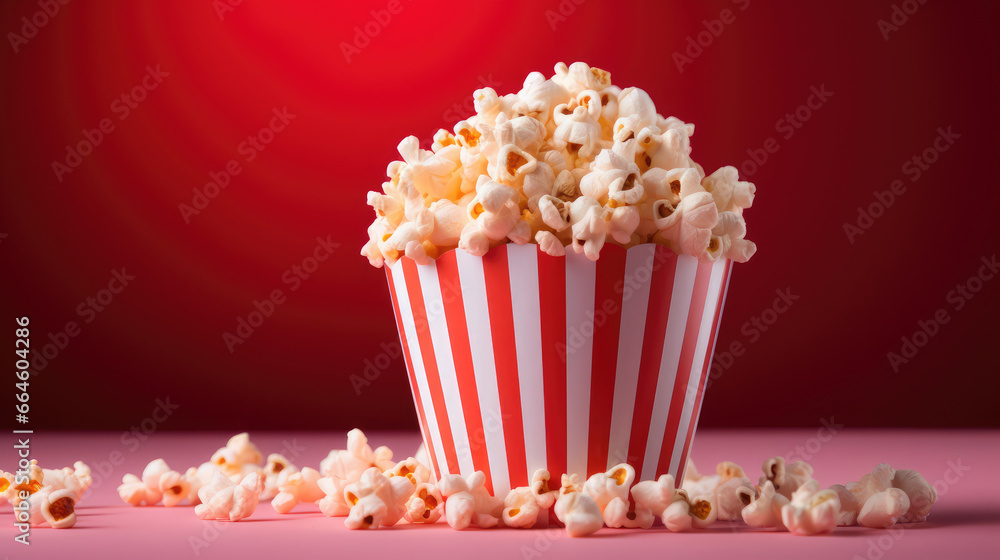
[362,61,756,267]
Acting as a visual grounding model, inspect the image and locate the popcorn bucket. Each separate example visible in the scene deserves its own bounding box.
[384,243,732,497]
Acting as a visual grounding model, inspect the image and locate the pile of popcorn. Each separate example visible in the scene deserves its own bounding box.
[362,62,757,267]
[109,430,936,537]
[2,460,92,529]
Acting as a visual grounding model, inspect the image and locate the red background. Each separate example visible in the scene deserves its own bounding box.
[2,0,997,431]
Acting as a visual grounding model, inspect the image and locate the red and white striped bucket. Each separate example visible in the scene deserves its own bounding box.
[384,243,732,497]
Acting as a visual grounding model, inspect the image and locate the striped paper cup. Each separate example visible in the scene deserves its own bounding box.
[384,243,732,498]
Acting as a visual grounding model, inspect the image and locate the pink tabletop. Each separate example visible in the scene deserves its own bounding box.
[4,429,998,559]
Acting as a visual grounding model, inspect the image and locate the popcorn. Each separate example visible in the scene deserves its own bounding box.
[385,456,430,487]
[438,471,503,530]
[404,482,443,524]
[195,470,265,522]
[759,457,815,500]
[892,469,937,523]
[271,467,324,514]
[40,461,91,502]
[260,453,298,501]
[38,488,78,529]
[159,469,193,507]
[832,464,937,528]
[117,459,170,506]
[703,166,755,214]
[210,433,263,478]
[632,474,684,516]
[661,492,717,532]
[603,496,654,529]
[317,475,352,517]
[502,486,542,528]
[362,62,758,266]
[530,469,559,509]
[343,467,414,529]
[6,460,43,507]
[742,480,788,529]
[320,428,395,481]
[857,487,910,528]
[583,463,634,514]
[780,480,841,536]
[554,489,604,537]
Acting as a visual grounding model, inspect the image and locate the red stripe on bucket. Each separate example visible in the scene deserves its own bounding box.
[537,249,567,483]
[627,247,678,480]
[587,247,627,476]
[482,246,529,489]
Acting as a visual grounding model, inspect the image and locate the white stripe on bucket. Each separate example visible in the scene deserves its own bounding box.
[606,245,655,468]
[507,245,547,480]
[564,250,596,478]
[455,250,510,496]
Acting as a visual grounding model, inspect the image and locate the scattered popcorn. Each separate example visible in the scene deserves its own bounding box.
[385,456,431,487]
[39,488,78,529]
[780,480,840,536]
[583,463,634,514]
[831,464,937,528]
[195,470,265,522]
[603,496,654,529]
[317,475,352,517]
[662,491,717,532]
[271,467,324,514]
[343,467,415,529]
[211,433,263,478]
[893,469,937,523]
[404,482,443,524]
[502,486,542,528]
[857,487,910,529]
[159,469,193,507]
[320,428,394,481]
[439,471,503,530]
[362,62,758,267]
[554,488,604,537]
[742,480,788,529]
[632,474,684,517]
[117,459,170,506]
[759,457,815,500]
[5,461,42,507]
[260,453,298,501]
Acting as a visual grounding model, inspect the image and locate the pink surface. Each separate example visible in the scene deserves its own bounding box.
[4,430,999,559]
